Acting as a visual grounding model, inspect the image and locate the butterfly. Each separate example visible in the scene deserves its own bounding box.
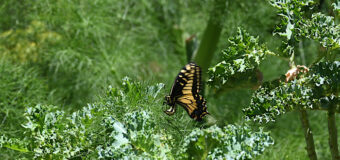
[164,62,209,121]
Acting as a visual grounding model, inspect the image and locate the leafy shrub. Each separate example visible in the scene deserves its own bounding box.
[0,60,48,134]
[300,13,340,49]
[0,78,273,159]
[179,125,273,160]
[244,61,340,123]
[271,0,339,57]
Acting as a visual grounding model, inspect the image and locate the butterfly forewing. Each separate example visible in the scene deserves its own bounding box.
[169,65,192,98]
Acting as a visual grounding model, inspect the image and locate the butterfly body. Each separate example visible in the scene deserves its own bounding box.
[164,63,208,121]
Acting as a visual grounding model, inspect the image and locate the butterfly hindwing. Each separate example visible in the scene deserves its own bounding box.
[164,63,208,121]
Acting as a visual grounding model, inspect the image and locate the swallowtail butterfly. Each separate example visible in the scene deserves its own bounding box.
[164,63,208,121]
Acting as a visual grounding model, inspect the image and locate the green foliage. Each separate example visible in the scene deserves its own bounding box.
[0,19,98,108]
[1,0,338,159]
[105,77,164,120]
[0,60,48,138]
[208,28,271,89]
[244,61,340,123]
[0,1,32,30]
[270,0,315,57]
[270,0,315,41]
[242,0,340,124]
[0,21,61,63]
[97,111,173,159]
[270,0,339,58]
[300,13,340,49]
[0,135,29,153]
[179,125,273,160]
[1,0,193,108]
[0,79,170,159]
[0,79,273,159]
[205,1,339,158]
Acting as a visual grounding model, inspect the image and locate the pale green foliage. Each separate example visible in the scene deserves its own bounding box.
[244,61,340,123]
[22,104,96,159]
[0,135,28,153]
[0,59,48,138]
[300,13,340,49]
[270,0,315,57]
[242,0,340,123]
[0,78,273,159]
[96,111,173,159]
[179,125,273,160]
[270,0,314,40]
[208,28,271,89]
[204,1,339,158]
[270,0,339,57]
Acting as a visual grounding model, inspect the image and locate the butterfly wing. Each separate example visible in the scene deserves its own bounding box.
[164,63,193,115]
[175,63,208,121]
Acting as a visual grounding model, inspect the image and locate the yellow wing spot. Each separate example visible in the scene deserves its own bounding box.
[186,65,191,70]
[186,74,194,77]
[187,80,193,83]
[187,108,193,114]
[181,70,186,73]
[179,75,183,78]
[182,90,192,94]
[178,97,198,115]
[180,82,184,85]
[178,96,194,104]
[183,86,192,90]
[179,98,191,104]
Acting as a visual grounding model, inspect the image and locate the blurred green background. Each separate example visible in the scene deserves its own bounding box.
[0,0,338,159]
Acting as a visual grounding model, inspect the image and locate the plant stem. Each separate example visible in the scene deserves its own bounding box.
[311,107,340,113]
[299,110,318,160]
[193,0,227,79]
[328,102,339,160]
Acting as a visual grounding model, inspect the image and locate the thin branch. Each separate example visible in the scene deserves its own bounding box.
[328,102,339,160]
[310,106,340,114]
[299,110,318,160]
